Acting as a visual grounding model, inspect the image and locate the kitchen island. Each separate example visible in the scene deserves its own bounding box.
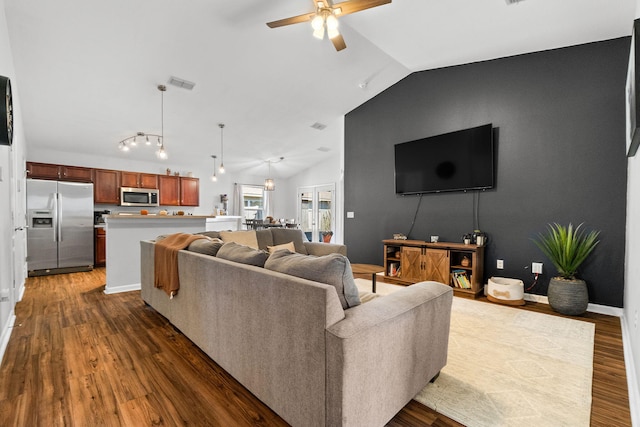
[104,214,214,294]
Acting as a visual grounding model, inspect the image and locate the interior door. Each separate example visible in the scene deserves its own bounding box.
[297,184,335,243]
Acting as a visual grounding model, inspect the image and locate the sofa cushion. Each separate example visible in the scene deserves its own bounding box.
[256,229,274,250]
[195,231,222,239]
[216,241,269,267]
[270,228,308,255]
[265,251,361,309]
[267,241,296,254]
[188,237,224,256]
[220,230,259,249]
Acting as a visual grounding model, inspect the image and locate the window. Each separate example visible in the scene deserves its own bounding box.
[242,184,265,220]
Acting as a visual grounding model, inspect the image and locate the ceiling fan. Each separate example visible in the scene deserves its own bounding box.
[266,0,392,52]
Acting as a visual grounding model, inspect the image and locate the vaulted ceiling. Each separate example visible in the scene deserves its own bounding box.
[4,0,635,178]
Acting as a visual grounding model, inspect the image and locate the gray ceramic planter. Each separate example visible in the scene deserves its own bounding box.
[547,277,589,316]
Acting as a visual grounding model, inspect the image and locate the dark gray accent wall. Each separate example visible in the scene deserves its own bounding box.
[345,37,629,307]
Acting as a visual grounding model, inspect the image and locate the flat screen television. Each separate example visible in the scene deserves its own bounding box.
[394,124,494,195]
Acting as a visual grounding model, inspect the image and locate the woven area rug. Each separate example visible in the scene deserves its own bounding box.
[354,279,595,427]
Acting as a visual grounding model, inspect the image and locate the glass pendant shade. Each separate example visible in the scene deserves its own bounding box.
[264,178,275,191]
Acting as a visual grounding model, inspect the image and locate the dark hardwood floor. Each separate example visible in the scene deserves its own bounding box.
[0,269,631,426]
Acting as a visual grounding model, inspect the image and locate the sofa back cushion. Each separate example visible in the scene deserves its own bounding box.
[188,237,224,256]
[216,242,269,267]
[219,230,259,249]
[256,229,274,250]
[270,228,308,255]
[265,251,361,309]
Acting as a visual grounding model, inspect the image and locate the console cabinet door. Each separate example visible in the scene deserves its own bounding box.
[180,177,199,206]
[94,169,120,204]
[158,175,180,206]
[425,249,450,284]
[400,246,425,282]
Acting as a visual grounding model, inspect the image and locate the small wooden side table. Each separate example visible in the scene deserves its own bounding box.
[351,264,385,293]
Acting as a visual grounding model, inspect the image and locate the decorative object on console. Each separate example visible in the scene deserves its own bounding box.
[532,222,600,315]
[266,0,392,52]
[117,85,168,159]
[392,233,407,240]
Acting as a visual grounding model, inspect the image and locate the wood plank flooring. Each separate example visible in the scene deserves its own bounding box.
[0,269,632,426]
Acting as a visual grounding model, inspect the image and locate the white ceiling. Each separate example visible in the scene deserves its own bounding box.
[4,0,636,179]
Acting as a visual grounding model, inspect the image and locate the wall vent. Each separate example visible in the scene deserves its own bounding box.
[505,0,526,4]
[311,122,327,130]
[317,146,331,152]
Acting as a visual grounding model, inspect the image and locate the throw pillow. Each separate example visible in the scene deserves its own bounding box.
[270,228,308,254]
[219,230,259,249]
[216,241,269,267]
[188,237,224,256]
[264,251,361,309]
[267,241,296,254]
[195,231,222,239]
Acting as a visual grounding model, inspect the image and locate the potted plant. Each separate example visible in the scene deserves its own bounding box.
[532,222,600,315]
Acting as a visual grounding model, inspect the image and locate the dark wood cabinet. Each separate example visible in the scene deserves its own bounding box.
[180,177,199,206]
[121,171,158,189]
[95,228,106,266]
[94,169,120,204]
[26,162,93,182]
[158,175,180,206]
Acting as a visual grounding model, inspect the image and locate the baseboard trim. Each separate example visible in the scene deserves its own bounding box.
[523,293,624,317]
[103,283,141,294]
[0,311,16,366]
[621,316,640,427]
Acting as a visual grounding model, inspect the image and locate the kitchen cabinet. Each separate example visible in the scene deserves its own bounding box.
[121,171,158,189]
[26,162,93,182]
[95,227,106,266]
[158,175,180,206]
[94,169,120,204]
[180,177,199,206]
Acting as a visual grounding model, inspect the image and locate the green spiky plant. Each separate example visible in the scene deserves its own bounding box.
[532,223,600,280]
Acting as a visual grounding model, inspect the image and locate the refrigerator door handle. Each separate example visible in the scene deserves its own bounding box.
[55,192,62,242]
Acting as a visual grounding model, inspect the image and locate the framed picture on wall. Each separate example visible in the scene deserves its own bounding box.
[626,18,640,157]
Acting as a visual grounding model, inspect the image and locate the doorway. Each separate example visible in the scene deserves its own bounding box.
[298,184,335,243]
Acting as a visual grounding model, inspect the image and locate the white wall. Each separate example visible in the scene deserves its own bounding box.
[625,5,640,425]
[0,0,27,362]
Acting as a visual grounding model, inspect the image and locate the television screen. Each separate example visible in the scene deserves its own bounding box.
[394,124,494,195]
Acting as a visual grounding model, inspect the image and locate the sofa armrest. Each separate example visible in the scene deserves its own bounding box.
[325,281,453,426]
[303,241,347,256]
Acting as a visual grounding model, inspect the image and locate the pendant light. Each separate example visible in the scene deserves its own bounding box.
[156,85,168,159]
[210,155,218,182]
[218,123,225,174]
[264,157,284,191]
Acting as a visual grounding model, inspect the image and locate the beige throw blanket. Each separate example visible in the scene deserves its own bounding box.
[154,233,207,297]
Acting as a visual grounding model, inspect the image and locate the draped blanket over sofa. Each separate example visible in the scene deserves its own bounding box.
[140,230,453,427]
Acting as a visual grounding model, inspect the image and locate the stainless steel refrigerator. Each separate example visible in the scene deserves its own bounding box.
[27,179,94,275]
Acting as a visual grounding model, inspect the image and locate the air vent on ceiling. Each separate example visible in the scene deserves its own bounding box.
[168,76,196,90]
[311,122,327,131]
[505,0,526,4]
[317,146,331,152]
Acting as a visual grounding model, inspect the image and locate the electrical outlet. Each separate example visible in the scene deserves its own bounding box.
[346,211,355,219]
[497,259,504,269]
[532,262,543,274]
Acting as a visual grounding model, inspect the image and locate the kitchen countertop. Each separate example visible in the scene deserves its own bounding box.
[105,214,216,219]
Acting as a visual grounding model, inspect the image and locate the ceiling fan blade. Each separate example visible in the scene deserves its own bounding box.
[331,34,347,51]
[333,0,391,16]
[267,11,316,28]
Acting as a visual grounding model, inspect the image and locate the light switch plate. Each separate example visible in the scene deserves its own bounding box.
[347,211,355,218]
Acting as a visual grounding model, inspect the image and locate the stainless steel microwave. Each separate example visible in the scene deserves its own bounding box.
[120,187,159,207]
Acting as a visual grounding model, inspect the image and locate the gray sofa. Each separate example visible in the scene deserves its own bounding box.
[140,234,453,427]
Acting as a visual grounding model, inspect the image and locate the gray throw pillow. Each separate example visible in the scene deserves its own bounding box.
[216,241,269,267]
[270,228,308,255]
[188,237,224,256]
[264,251,361,309]
[195,231,222,239]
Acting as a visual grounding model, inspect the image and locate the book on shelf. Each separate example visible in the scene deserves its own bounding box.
[451,269,471,289]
